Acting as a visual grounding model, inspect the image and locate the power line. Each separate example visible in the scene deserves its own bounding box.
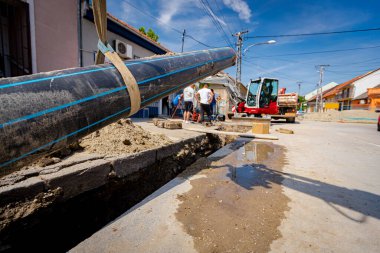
[198,0,235,48]
[246,27,380,39]
[185,34,213,48]
[122,0,216,49]
[200,0,234,47]
[330,57,380,67]
[249,45,380,58]
[326,68,377,74]
[212,0,234,37]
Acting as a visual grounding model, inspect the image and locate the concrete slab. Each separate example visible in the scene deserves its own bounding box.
[70,176,200,253]
[0,176,44,205]
[108,149,157,178]
[40,159,111,200]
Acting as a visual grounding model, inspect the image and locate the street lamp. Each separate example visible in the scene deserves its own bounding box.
[243,40,276,55]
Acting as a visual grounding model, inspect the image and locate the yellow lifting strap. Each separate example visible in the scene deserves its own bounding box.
[92,0,141,116]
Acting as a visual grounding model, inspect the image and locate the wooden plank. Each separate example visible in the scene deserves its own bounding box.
[184,127,279,140]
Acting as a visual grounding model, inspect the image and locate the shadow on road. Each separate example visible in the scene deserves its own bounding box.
[224,163,380,223]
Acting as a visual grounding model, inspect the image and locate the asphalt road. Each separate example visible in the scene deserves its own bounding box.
[270,120,380,252]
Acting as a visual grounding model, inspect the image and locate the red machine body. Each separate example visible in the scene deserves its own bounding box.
[236,77,297,123]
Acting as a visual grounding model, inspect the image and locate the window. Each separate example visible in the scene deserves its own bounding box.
[0,0,32,77]
[259,78,278,107]
[247,79,260,106]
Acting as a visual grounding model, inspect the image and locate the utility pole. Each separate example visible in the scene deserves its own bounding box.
[181,29,186,53]
[297,81,302,111]
[233,30,248,84]
[297,81,302,95]
[315,65,329,112]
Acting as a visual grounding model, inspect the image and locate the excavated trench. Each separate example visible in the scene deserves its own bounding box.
[0,133,233,253]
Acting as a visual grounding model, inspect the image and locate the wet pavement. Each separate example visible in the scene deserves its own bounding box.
[70,139,289,253]
[176,140,289,253]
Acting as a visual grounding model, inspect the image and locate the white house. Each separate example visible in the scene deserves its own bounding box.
[352,68,380,100]
[305,82,338,101]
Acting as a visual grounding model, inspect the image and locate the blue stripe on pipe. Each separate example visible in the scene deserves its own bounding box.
[0,62,230,168]
[0,48,229,89]
[0,87,126,128]
[0,54,233,128]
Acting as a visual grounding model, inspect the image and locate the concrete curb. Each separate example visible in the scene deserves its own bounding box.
[0,133,208,205]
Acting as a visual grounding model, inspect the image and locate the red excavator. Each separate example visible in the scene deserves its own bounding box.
[234,77,298,123]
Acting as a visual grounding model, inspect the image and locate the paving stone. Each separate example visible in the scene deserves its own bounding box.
[164,121,182,129]
[40,159,111,200]
[152,118,165,126]
[109,149,157,178]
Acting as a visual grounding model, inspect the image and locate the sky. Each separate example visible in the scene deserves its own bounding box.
[108,0,380,95]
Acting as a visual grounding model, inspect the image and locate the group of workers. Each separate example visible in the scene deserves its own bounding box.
[171,83,219,124]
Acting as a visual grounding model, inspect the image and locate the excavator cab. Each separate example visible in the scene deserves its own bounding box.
[243,77,279,116]
[246,78,278,108]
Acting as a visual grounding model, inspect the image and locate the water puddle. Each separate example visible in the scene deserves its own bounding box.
[176,140,290,253]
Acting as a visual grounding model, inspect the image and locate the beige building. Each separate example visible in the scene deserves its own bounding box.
[200,72,246,116]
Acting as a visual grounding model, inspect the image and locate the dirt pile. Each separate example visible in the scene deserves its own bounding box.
[80,118,172,156]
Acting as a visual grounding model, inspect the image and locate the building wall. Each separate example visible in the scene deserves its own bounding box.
[306,102,316,112]
[369,97,380,111]
[34,0,78,72]
[206,84,231,116]
[368,87,380,111]
[81,19,157,66]
[324,94,336,102]
[304,82,338,101]
[352,69,380,98]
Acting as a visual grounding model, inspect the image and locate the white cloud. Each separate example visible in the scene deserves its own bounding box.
[222,0,252,23]
[158,0,194,24]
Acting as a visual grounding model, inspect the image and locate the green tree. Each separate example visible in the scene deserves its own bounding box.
[139,27,159,42]
[147,28,159,42]
[298,95,306,111]
[139,27,146,35]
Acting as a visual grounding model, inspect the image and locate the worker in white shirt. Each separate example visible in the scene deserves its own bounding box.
[182,84,195,123]
[196,84,213,123]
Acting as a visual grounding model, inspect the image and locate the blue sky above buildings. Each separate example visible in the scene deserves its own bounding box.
[108,0,380,95]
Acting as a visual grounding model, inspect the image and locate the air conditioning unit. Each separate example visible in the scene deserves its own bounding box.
[114,39,133,59]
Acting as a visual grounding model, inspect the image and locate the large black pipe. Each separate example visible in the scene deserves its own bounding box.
[0,47,236,173]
